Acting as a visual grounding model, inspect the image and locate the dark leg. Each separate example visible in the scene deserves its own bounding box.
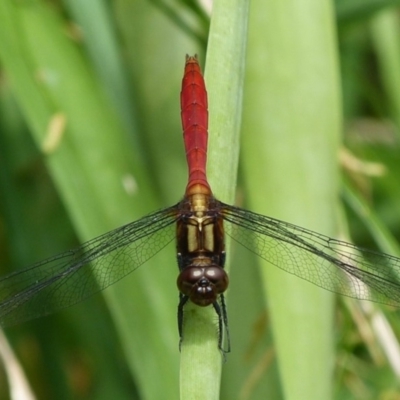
[219,294,230,353]
[177,293,189,351]
[212,294,231,355]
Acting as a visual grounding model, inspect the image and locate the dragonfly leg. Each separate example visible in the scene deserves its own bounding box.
[213,294,231,356]
[177,293,189,351]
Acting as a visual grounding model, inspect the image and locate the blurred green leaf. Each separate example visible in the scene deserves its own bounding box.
[1,0,400,398]
[241,0,341,398]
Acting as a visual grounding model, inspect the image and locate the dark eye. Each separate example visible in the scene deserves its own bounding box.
[204,267,229,292]
[177,266,204,296]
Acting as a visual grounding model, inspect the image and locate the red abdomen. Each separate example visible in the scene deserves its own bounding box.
[180,55,211,195]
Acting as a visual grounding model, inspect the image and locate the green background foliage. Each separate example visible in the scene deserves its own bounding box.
[0,0,400,399]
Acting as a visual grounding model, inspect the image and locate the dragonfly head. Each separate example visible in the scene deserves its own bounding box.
[177,265,229,306]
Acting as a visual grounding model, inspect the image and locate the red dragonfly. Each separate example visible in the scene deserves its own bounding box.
[1,55,400,352]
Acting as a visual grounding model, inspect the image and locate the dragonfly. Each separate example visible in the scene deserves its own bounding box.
[1,55,400,353]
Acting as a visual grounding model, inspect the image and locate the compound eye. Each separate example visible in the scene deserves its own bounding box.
[204,267,229,293]
[177,266,204,296]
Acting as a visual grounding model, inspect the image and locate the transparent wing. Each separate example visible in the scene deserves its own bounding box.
[221,203,400,306]
[0,205,179,326]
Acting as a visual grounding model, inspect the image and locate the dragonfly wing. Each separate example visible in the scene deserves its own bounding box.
[0,205,179,326]
[221,203,400,307]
